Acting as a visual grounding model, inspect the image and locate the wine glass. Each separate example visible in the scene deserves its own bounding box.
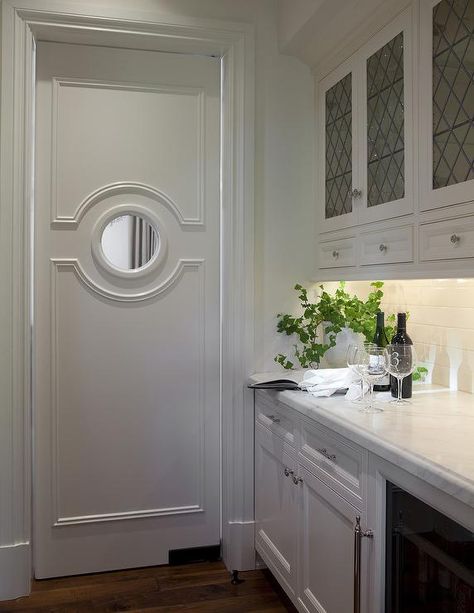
[385,344,417,404]
[346,342,376,404]
[355,346,388,413]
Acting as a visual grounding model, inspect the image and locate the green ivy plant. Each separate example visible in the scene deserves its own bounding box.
[274,284,344,370]
[275,281,395,370]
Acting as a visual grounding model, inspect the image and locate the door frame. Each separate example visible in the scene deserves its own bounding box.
[0,0,255,599]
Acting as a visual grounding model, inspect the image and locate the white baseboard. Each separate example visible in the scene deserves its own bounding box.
[0,543,30,601]
[222,520,256,571]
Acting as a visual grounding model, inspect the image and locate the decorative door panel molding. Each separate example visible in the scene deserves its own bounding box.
[50,77,205,226]
[50,258,204,303]
[50,260,206,526]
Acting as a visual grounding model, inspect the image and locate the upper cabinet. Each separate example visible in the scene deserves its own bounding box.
[315,0,474,278]
[318,7,414,233]
[419,0,474,211]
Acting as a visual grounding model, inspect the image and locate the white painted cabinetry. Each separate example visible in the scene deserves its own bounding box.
[315,0,474,280]
[255,392,373,613]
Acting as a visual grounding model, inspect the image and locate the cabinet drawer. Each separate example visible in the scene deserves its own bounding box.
[420,217,474,261]
[299,420,367,508]
[360,226,413,265]
[318,237,355,268]
[256,391,296,447]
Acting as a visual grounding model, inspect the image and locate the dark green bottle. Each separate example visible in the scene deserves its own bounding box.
[390,313,413,399]
[373,312,390,392]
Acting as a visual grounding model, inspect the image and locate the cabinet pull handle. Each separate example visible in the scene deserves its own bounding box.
[353,516,373,613]
[450,233,460,245]
[317,447,337,462]
[292,475,303,485]
[266,414,280,423]
[284,467,294,478]
[332,250,339,259]
[379,243,387,252]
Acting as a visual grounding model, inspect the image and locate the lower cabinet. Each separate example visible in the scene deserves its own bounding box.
[297,465,370,613]
[255,422,298,596]
[255,418,372,613]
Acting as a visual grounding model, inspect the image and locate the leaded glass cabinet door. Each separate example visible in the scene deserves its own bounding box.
[359,6,414,224]
[318,59,358,232]
[420,0,474,210]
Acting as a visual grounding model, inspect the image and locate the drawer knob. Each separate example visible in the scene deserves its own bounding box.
[318,447,337,462]
[284,467,294,478]
[450,233,460,245]
[348,188,362,199]
[379,243,387,252]
[266,414,281,424]
[332,250,339,259]
[292,475,303,485]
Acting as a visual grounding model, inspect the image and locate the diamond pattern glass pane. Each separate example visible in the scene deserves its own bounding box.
[325,73,352,219]
[432,0,474,189]
[367,32,405,207]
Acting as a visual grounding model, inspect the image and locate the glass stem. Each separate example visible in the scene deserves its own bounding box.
[360,379,364,400]
[397,376,403,402]
[368,383,374,409]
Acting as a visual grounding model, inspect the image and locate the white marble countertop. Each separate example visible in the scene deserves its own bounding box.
[250,372,474,508]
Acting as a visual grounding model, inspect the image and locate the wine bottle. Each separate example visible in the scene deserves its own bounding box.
[373,312,390,392]
[390,312,413,399]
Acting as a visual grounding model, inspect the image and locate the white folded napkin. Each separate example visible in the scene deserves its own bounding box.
[299,368,359,397]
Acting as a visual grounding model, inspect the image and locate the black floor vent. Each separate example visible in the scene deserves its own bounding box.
[168,544,221,566]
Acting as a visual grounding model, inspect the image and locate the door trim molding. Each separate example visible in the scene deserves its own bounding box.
[0,0,255,598]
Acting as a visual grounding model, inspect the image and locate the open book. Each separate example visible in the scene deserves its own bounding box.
[248,379,300,390]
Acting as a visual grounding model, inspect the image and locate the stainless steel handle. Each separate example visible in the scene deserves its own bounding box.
[379,243,387,252]
[332,250,339,259]
[353,516,373,613]
[292,475,303,485]
[266,414,280,423]
[317,447,337,462]
[450,233,460,245]
[284,467,294,478]
[349,188,363,199]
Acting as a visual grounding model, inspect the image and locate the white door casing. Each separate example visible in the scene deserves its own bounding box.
[34,41,220,578]
[0,2,254,598]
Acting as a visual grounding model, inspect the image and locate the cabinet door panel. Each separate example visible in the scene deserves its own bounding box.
[359,6,414,224]
[420,0,474,211]
[255,423,298,596]
[298,466,370,613]
[318,59,358,233]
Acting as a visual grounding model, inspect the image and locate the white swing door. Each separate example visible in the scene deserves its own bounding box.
[34,41,221,578]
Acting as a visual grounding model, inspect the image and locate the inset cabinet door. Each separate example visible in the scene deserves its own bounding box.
[419,0,474,211]
[297,466,372,613]
[317,6,414,231]
[255,423,298,596]
[318,58,358,232]
[358,5,415,224]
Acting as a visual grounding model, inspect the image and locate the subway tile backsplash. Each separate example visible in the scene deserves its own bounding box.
[322,279,474,394]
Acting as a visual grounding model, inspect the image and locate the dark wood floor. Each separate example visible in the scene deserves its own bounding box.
[0,561,297,612]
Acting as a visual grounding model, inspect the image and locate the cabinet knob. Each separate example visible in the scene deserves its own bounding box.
[379,243,387,252]
[349,188,362,199]
[450,233,460,245]
[332,250,339,259]
[284,467,294,478]
[292,475,303,485]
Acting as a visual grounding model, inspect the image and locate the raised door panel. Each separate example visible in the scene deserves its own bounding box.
[419,0,474,211]
[318,58,359,233]
[255,423,298,596]
[297,466,370,613]
[358,6,415,224]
